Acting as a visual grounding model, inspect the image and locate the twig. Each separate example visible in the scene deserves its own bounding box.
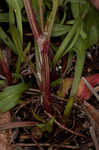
[15,143,80,149]
[83,101,99,150]
[28,88,67,101]
[0,121,37,130]
[44,111,86,137]
[82,77,99,101]
[90,126,99,150]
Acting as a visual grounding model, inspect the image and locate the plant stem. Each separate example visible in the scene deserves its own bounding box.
[24,0,40,40]
[38,0,44,32]
[24,0,51,112]
[44,0,59,40]
[0,50,12,85]
[41,48,51,112]
[63,97,75,122]
[36,35,51,112]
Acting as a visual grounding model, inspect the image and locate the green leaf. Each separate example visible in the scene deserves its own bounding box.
[60,9,67,25]
[71,3,80,19]
[13,73,24,81]
[24,42,31,57]
[37,117,55,133]
[0,27,16,53]
[7,3,24,69]
[31,0,38,13]
[63,25,81,56]
[10,24,23,61]
[71,0,89,19]
[46,0,59,39]
[6,0,23,10]
[87,25,99,47]
[70,38,87,96]
[16,0,24,10]
[51,78,62,88]
[84,5,99,47]
[0,82,28,112]
[6,0,23,43]
[13,0,23,43]
[65,51,74,73]
[32,111,45,123]
[52,17,82,67]
[52,24,71,37]
[63,38,88,122]
[0,13,9,22]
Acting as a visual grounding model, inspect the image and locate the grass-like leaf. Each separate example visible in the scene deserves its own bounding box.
[0,27,16,53]
[84,5,99,47]
[0,82,28,112]
[63,38,88,122]
[70,38,87,96]
[6,0,23,43]
[52,24,71,37]
[52,17,81,67]
[10,24,24,61]
[0,13,9,22]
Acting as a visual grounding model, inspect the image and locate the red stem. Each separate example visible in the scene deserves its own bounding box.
[23,0,40,40]
[0,57,12,85]
[24,0,51,112]
[41,50,51,112]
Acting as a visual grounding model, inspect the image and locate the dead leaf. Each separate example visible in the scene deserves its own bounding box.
[77,74,99,100]
[90,0,99,10]
[0,112,13,150]
[57,74,99,100]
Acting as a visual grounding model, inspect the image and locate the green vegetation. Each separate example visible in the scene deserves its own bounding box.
[0,0,99,123]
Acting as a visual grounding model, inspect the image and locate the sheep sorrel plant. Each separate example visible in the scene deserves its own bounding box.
[0,1,99,149]
[0,0,98,116]
[23,0,99,117]
[23,0,59,112]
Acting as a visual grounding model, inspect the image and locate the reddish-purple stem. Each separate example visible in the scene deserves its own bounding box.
[24,0,40,40]
[41,51,51,112]
[1,57,12,85]
[24,0,51,112]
